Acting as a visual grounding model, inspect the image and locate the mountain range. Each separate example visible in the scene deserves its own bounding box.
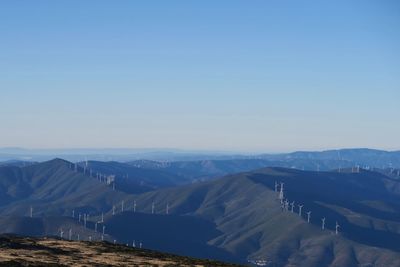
[0,157,400,266]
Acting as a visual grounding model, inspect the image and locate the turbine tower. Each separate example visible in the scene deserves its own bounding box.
[112,205,115,216]
[69,229,72,240]
[30,206,33,218]
[95,222,98,232]
[298,204,303,217]
[279,182,284,204]
[321,217,326,230]
[335,221,340,235]
[290,201,295,213]
[274,181,278,192]
[60,228,64,239]
[151,202,155,214]
[166,203,169,215]
[72,210,75,218]
[122,201,124,212]
[306,211,311,223]
[101,212,104,223]
[102,225,106,241]
[133,200,137,213]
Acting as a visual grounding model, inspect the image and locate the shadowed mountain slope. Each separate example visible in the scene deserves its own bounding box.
[132,167,400,266]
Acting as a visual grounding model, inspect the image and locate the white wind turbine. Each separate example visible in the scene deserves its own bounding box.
[298,204,303,217]
[335,221,340,235]
[306,211,311,223]
[279,182,284,204]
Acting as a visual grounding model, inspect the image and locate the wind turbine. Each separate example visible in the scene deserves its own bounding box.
[78,213,81,222]
[122,201,124,212]
[321,217,326,230]
[77,234,80,241]
[30,206,33,218]
[298,204,303,217]
[151,202,155,214]
[274,181,278,192]
[284,199,289,211]
[166,203,169,214]
[112,205,115,216]
[89,236,92,242]
[95,222,98,232]
[290,201,295,213]
[306,211,311,223]
[335,221,340,235]
[72,210,75,218]
[133,200,137,213]
[101,212,104,223]
[69,229,72,240]
[60,228,64,239]
[132,240,136,247]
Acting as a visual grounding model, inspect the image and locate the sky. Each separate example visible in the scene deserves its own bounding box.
[0,0,399,153]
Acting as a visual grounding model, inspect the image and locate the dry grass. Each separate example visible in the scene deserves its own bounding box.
[0,235,241,267]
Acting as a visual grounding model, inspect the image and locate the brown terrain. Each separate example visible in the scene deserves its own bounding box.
[0,235,242,267]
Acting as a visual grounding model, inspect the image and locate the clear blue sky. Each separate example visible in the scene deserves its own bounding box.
[1,0,399,152]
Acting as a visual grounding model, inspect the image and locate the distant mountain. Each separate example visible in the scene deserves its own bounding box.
[0,147,244,162]
[2,148,400,168]
[124,149,400,182]
[0,160,36,168]
[79,160,190,192]
[262,148,400,168]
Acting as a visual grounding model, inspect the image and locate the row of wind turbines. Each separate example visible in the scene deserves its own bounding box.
[69,161,117,190]
[275,181,340,235]
[28,197,172,247]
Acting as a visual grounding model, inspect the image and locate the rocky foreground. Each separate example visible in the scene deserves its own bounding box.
[0,235,242,267]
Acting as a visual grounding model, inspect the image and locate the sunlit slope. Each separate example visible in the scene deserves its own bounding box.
[0,159,128,216]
